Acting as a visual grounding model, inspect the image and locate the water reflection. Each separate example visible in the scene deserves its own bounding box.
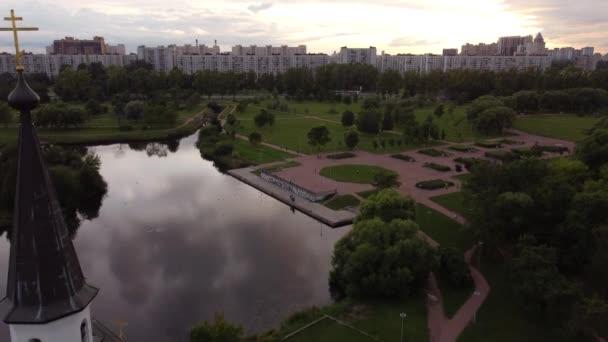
[0,133,349,341]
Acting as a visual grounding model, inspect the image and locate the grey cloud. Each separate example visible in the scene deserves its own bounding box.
[248,2,274,13]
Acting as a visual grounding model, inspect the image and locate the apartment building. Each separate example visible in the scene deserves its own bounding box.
[497,35,533,56]
[337,47,377,65]
[460,43,498,56]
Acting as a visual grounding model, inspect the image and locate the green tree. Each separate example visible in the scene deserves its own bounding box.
[382,112,394,131]
[472,106,515,135]
[249,132,262,145]
[341,110,355,127]
[85,99,102,116]
[329,218,437,299]
[190,313,243,342]
[438,247,473,288]
[254,109,275,127]
[356,109,382,134]
[359,189,415,222]
[344,130,359,150]
[576,129,608,170]
[0,102,13,127]
[124,100,145,121]
[307,126,331,151]
[373,171,400,189]
[569,295,608,338]
[434,104,445,118]
[187,93,201,109]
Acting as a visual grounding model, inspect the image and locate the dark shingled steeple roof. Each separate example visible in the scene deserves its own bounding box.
[0,71,98,324]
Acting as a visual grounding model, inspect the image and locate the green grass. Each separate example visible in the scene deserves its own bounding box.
[415,203,475,252]
[430,192,473,220]
[320,165,396,184]
[234,140,295,165]
[457,261,570,342]
[324,195,361,211]
[412,105,505,143]
[0,101,207,146]
[285,298,428,342]
[513,114,598,142]
[437,274,474,319]
[234,104,434,154]
[262,99,362,118]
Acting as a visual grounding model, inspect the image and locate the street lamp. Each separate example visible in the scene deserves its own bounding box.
[400,312,407,342]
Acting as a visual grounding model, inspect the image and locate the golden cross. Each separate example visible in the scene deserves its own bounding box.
[0,9,38,71]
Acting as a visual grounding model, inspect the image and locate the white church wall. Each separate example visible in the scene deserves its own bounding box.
[9,304,94,342]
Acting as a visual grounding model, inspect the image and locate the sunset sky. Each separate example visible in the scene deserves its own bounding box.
[1,0,606,55]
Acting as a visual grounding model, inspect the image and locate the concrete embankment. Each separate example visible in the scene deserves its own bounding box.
[228,167,355,228]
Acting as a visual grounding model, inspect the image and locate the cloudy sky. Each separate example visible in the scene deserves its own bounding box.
[1,0,606,55]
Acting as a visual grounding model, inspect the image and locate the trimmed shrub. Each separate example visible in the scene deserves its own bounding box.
[499,138,524,145]
[424,163,452,172]
[484,150,520,162]
[327,152,356,160]
[448,145,478,153]
[536,145,570,154]
[475,141,502,148]
[391,154,416,162]
[416,179,455,190]
[418,148,450,157]
[512,147,543,158]
[454,157,489,171]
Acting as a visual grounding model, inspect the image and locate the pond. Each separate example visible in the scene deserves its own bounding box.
[0,132,350,341]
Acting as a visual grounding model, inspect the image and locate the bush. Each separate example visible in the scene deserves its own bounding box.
[391,154,415,162]
[85,99,102,115]
[213,142,234,156]
[512,147,543,157]
[448,145,478,153]
[207,102,225,114]
[453,157,489,171]
[424,162,452,172]
[254,109,275,127]
[475,141,502,148]
[416,179,455,190]
[536,145,570,154]
[344,130,359,149]
[341,110,355,127]
[438,247,473,288]
[373,171,400,189]
[326,152,356,160]
[484,150,520,162]
[356,110,382,134]
[418,148,450,157]
[249,132,262,145]
[499,138,524,145]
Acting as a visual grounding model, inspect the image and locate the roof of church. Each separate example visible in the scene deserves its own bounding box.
[535,32,545,43]
[0,71,98,324]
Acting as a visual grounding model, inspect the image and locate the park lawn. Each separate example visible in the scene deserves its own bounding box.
[287,318,374,342]
[261,99,362,118]
[284,298,428,342]
[415,203,475,252]
[430,192,473,220]
[513,114,598,142]
[254,161,301,175]
[320,165,396,184]
[324,194,361,210]
[357,189,382,199]
[413,104,507,143]
[233,139,295,164]
[457,261,569,342]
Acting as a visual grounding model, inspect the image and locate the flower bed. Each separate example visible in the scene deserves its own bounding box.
[448,145,478,153]
[424,162,452,172]
[418,148,450,157]
[484,150,520,162]
[512,147,543,158]
[475,141,502,148]
[391,154,416,162]
[536,145,570,154]
[326,152,357,160]
[454,157,489,171]
[416,179,455,190]
[499,138,524,145]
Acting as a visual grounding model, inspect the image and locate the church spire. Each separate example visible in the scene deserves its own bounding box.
[0,61,98,324]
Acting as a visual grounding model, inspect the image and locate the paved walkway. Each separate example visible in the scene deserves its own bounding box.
[427,244,491,342]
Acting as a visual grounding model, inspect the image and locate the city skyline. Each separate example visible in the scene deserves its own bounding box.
[0,0,606,55]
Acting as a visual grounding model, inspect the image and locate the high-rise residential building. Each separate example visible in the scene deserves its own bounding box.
[52,36,106,55]
[231,45,307,56]
[581,47,595,56]
[516,33,548,56]
[460,43,497,56]
[337,47,377,65]
[105,44,126,55]
[442,49,458,56]
[497,35,533,56]
[137,45,177,72]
